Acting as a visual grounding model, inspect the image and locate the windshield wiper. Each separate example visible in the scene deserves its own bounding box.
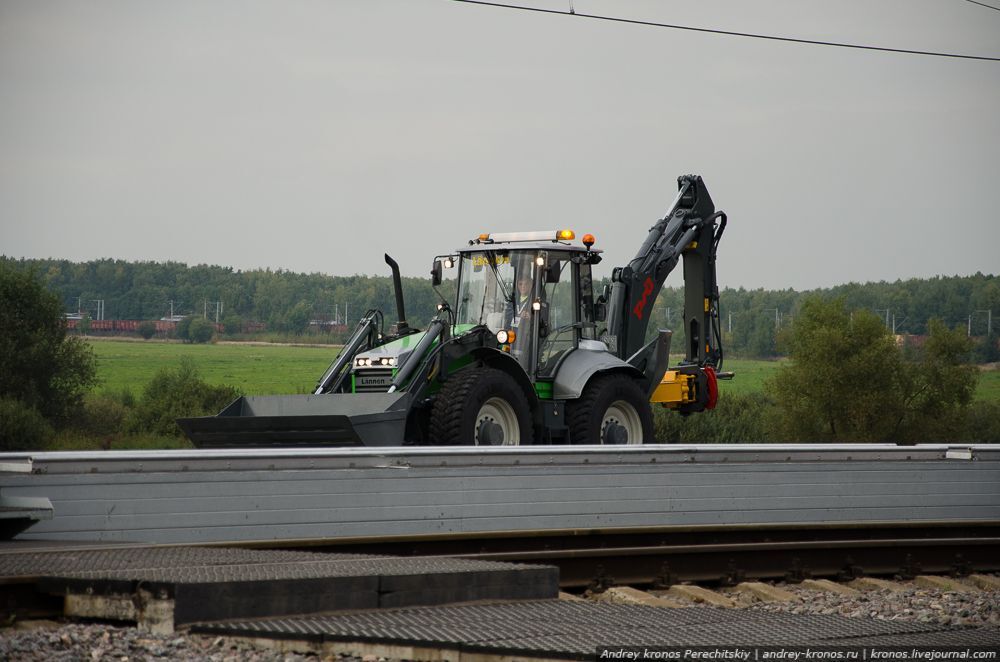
[487,252,512,304]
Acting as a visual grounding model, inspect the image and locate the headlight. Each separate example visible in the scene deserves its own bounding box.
[380,358,389,366]
[356,358,365,367]
[496,329,516,344]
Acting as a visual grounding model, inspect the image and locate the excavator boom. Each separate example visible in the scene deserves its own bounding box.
[605,174,726,369]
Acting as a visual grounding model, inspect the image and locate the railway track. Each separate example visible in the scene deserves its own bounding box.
[2,444,998,606]
[2,521,998,655]
[288,523,1000,589]
[2,535,997,635]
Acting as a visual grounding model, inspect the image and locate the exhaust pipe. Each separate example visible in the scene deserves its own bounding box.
[384,253,409,334]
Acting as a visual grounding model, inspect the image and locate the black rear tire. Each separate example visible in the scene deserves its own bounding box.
[567,373,654,445]
[429,367,534,446]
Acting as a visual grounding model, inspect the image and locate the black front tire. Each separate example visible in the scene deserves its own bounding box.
[429,367,534,446]
[567,373,654,445]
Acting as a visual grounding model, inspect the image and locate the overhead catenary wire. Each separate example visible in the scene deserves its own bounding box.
[450,0,1000,62]
[963,0,1000,12]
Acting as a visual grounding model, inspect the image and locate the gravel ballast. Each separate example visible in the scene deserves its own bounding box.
[0,622,331,662]
[743,580,1000,629]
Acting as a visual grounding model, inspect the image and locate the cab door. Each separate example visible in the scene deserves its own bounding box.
[536,253,579,377]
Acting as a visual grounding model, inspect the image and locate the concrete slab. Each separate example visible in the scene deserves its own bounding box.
[592,586,685,608]
[733,582,801,603]
[557,592,584,602]
[12,619,61,632]
[849,577,907,592]
[913,575,982,592]
[2,545,559,630]
[665,584,737,608]
[62,589,173,634]
[799,579,861,596]
[968,574,1000,591]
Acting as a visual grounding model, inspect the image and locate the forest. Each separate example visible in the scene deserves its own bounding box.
[1,256,997,360]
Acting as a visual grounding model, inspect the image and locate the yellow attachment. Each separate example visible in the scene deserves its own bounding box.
[704,297,710,312]
[558,229,576,241]
[650,370,696,408]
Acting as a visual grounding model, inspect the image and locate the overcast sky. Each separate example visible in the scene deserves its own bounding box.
[1,0,998,290]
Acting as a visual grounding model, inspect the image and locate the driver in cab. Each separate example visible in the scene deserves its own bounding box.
[501,273,535,359]
[507,275,533,331]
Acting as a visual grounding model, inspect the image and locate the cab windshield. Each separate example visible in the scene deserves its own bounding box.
[455,250,531,332]
[454,248,593,378]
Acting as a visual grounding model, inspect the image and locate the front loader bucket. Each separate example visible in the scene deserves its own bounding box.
[177,392,412,448]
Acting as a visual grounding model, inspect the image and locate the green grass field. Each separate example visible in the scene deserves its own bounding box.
[89,339,340,397]
[977,369,1000,401]
[90,340,999,401]
[714,358,783,396]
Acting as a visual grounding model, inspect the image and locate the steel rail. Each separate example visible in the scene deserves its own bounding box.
[283,522,1000,589]
[446,536,1000,588]
[451,536,1000,562]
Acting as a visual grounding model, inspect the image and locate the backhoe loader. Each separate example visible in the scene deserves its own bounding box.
[179,174,728,447]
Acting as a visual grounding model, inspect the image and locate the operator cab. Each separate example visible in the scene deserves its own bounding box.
[437,229,604,380]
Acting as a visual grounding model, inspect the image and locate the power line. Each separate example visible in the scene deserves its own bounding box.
[963,0,1000,13]
[451,0,1000,62]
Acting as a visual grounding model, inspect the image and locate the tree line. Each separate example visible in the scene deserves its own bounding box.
[0,256,453,336]
[644,273,998,362]
[1,256,997,359]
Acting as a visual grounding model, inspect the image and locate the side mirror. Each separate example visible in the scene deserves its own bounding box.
[431,260,442,287]
[544,263,561,284]
[595,284,609,321]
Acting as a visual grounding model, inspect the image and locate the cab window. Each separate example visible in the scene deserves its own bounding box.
[537,255,577,376]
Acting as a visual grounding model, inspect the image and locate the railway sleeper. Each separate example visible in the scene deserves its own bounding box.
[568,572,1000,609]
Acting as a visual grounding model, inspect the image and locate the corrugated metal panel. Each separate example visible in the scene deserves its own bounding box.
[191,601,1000,653]
[1,445,997,544]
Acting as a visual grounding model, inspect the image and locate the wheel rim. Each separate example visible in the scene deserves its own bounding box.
[600,400,644,445]
[475,397,521,446]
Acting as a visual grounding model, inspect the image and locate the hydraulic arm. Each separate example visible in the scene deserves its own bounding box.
[605,174,727,369]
